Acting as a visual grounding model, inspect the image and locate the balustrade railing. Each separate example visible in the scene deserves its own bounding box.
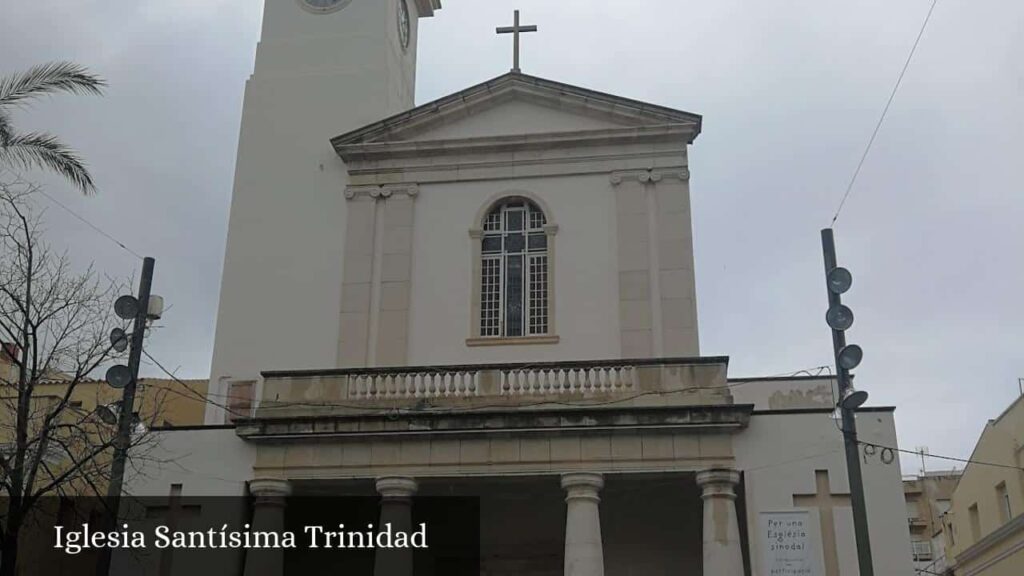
[257,357,729,415]
[349,370,480,399]
[499,365,635,395]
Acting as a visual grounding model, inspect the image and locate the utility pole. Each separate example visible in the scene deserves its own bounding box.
[821,229,875,576]
[97,256,155,576]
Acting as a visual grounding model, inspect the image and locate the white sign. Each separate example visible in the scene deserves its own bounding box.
[760,511,817,576]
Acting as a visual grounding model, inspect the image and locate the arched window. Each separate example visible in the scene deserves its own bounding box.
[479,198,550,338]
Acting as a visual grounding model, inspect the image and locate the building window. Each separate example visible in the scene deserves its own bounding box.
[906,500,920,521]
[911,539,933,561]
[479,198,550,338]
[996,482,1011,523]
[968,503,981,542]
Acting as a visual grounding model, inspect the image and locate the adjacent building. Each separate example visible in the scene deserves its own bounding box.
[904,470,961,574]
[942,395,1024,576]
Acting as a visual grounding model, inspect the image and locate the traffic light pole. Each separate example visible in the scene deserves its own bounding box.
[97,256,154,576]
[821,229,874,576]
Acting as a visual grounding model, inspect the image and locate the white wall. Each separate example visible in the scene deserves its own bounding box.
[420,99,629,140]
[731,376,839,410]
[126,428,254,497]
[207,0,426,423]
[407,173,622,364]
[736,410,915,576]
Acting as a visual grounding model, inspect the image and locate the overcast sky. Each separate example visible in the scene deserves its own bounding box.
[2,0,1021,472]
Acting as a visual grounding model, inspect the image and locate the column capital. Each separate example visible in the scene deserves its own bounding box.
[249,477,292,498]
[561,472,604,502]
[376,476,418,499]
[696,468,740,499]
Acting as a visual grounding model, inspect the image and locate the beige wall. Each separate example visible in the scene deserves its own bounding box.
[945,396,1024,575]
[0,377,208,430]
[735,409,915,576]
[904,472,960,572]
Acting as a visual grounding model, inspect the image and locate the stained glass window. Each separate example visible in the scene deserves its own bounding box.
[479,198,549,337]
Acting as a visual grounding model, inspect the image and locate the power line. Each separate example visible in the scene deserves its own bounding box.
[0,168,144,259]
[830,0,939,227]
[857,439,1023,471]
[144,350,1023,474]
[141,349,247,419]
[140,353,786,418]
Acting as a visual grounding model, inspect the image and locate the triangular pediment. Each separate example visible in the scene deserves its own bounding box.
[331,72,702,149]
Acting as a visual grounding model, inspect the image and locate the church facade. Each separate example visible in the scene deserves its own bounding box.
[126,1,916,575]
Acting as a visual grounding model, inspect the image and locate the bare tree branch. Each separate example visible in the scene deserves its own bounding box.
[0,178,163,575]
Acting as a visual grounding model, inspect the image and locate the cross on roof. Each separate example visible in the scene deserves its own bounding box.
[496,10,537,73]
[792,470,851,576]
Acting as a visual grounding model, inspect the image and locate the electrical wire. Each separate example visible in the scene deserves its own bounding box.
[0,168,144,259]
[830,0,939,227]
[858,439,1024,472]
[141,349,247,419]
[145,348,1023,475]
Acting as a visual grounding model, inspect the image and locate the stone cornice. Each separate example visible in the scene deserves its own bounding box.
[610,168,690,185]
[235,404,753,441]
[332,72,700,149]
[954,512,1024,571]
[336,124,692,165]
[413,0,441,18]
[343,183,419,200]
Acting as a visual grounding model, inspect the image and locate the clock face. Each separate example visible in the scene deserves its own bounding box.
[300,0,350,13]
[397,0,410,51]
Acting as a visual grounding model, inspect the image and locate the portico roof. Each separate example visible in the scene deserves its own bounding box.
[330,71,702,157]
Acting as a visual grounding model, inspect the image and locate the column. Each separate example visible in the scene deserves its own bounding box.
[696,468,744,574]
[243,477,291,576]
[374,476,418,576]
[561,472,605,576]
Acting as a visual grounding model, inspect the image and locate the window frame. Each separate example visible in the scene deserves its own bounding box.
[996,481,1012,524]
[468,194,558,346]
[911,538,933,561]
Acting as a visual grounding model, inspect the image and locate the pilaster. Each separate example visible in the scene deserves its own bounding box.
[338,184,418,367]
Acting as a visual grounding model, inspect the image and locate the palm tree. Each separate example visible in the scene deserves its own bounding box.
[0,62,105,194]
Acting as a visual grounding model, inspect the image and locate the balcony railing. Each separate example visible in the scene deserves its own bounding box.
[254,357,732,418]
[345,364,639,400]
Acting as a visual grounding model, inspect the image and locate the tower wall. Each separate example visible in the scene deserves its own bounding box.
[207,0,429,423]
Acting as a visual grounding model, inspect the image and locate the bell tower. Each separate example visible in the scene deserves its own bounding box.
[206,0,442,423]
[253,0,437,132]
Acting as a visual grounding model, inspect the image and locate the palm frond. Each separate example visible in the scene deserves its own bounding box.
[0,112,11,146]
[0,132,96,194]
[0,62,105,109]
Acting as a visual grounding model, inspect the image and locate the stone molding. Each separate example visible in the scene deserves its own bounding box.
[237,404,753,440]
[249,477,292,496]
[295,0,353,15]
[561,472,604,502]
[609,168,690,186]
[375,476,419,499]
[344,184,420,200]
[248,477,292,505]
[465,335,560,347]
[954,511,1024,571]
[696,468,741,500]
[413,0,442,18]
[331,73,700,150]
